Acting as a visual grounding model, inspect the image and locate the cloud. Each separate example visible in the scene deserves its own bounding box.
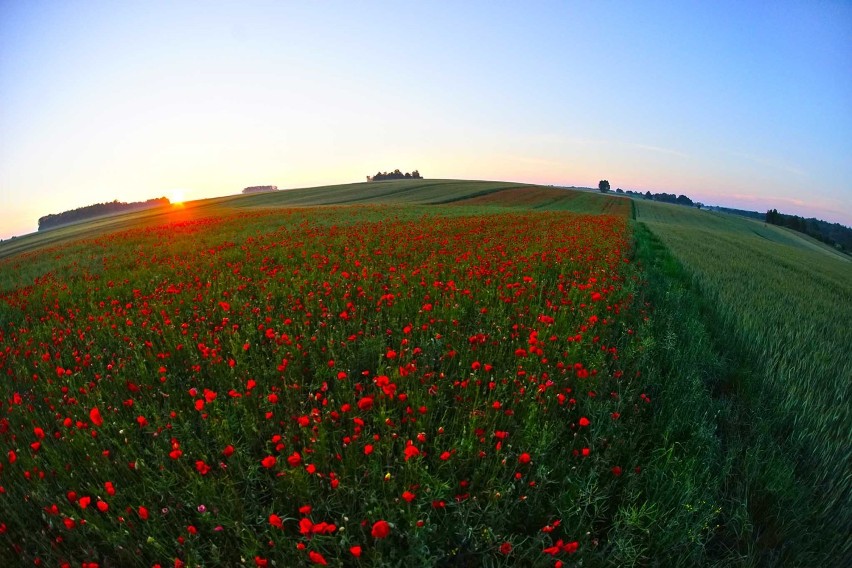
[627,143,689,159]
[730,152,806,176]
[511,156,567,167]
[727,193,807,207]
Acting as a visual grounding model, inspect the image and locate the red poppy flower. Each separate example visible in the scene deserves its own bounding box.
[269,514,283,528]
[371,519,390,539]
[403,445,420,461]
[563,541,579,554]
[308,551,328,565]
[261,455,276,469]
[89,407,104,427]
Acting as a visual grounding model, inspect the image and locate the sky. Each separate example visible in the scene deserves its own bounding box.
[1,0,850,239]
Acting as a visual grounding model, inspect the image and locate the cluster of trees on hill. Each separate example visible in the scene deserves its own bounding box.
[38,198,170,232]
[243,186,278,194]
[367,169,422,182]
[766,209,852,253]
[619,189,696,207]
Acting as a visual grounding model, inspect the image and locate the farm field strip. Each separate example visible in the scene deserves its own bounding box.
[0,180,529,262]
[635,199,852,563]
[455,187,630,216]
[0,205,653,566]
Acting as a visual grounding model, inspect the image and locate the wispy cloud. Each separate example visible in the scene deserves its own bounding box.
[626,143,689,159]
[512,156,567,167]
[728,193,807,207]
[561,138,689,159]
[730,152,806,176]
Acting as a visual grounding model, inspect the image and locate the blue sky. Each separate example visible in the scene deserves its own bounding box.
[1,0,850,238]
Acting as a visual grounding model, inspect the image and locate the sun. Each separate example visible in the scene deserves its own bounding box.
[170,189,185,205]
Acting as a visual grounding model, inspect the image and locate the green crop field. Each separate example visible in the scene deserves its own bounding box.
[633,199,852,564]
[0,181,848,567]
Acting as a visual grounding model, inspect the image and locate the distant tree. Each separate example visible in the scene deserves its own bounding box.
[615,188,624,194]
[242,185,277,194]
[764,208,851,254]
[38,197,170,231]
[645,191,652,199]
[368,169,423,182]
[598,180,610,193]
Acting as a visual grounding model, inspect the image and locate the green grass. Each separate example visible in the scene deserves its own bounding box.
[634,198,852,564]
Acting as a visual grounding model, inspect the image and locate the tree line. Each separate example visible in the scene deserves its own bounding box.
[600,178,849,254]
[38,198,170,232]
[602,180,696,207]
[243,186,278,194]
[367,169,422,182]
[619,188,696,207]
[766,209,852,253]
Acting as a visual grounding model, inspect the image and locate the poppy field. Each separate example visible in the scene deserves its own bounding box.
[0,203,656,567]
